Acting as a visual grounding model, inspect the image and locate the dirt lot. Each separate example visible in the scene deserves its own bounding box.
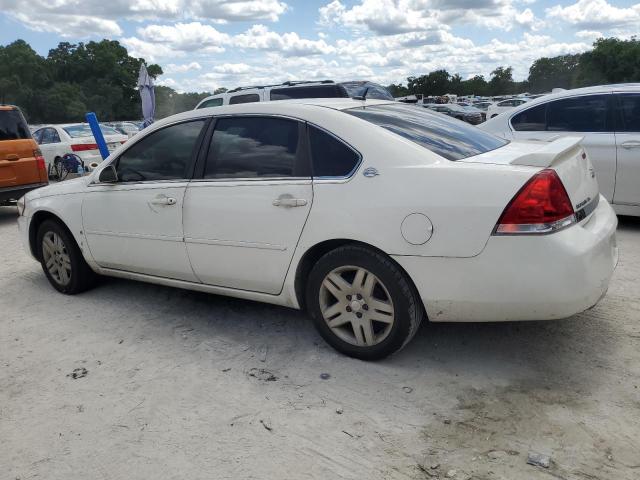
[1,206,639,480]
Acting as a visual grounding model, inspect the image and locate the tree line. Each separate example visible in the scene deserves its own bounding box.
[386,37,640,98]
[1,36,638,124]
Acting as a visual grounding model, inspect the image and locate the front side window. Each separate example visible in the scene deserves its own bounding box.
[204,116,306,179]
[546,95,608,132]
[115,120,205,182]
[198,98,224,109]
[616,93,640,132]
[346,104,507,161]
[511,103,547,131]
[229,94,260,105]
[309,126,360,177]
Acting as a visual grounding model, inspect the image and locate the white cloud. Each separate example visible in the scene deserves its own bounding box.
[164,62,203,73]
[137,22,229,52]
[546,0,640,30]
[0,0,289,37]
[233,25,335,56]
[319,0,543,34]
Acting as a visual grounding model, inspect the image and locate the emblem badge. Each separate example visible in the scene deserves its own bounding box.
[363,167,379,178]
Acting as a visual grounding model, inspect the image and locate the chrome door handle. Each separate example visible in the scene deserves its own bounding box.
[273,197,307,207]
[150,196,177,206]
[621,141,640,149]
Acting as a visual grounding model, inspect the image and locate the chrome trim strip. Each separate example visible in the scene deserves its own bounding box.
[85,230,183,242]
[184,237,286,251]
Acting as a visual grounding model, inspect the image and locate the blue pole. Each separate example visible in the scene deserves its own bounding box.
[85,112,110,160]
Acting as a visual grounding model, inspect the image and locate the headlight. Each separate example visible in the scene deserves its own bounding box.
[16,196,26,216]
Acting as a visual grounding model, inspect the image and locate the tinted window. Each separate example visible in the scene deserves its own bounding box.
[204,117,305,179]
[346,103,507,161]
[229,94,260,105]
[41,128,60,144]
[511,103,547,131]
[270,85,349,101]
[546,95,608,132]
[33,129,43,143]
[339,82,394,100]
[115,120,205,182]
[0,109,31,141]
[309,126,360,177]
[198,98,224,109]
[616,93,640,132]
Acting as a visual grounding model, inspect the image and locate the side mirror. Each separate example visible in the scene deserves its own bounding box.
[98,164,118,183]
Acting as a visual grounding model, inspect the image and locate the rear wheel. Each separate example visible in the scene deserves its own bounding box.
[37,220,97,294]
[306,245,424,360]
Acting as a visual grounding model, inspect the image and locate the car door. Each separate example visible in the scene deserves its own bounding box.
[82,119,208,281]
[613,92,640,206]
[183,115,312,294]
[509,94,617,202]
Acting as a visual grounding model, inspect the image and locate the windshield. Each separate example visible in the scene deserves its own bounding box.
[345,103,508,161]
[63,124,120,138]
[340,82,395,101]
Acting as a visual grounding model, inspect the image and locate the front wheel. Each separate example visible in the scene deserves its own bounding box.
[306,245,424,360]
[37,220,97,294]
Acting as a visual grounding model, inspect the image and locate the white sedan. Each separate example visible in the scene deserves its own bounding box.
[17,99,618,360]
[486,98,529,119]
[32,124,128,173]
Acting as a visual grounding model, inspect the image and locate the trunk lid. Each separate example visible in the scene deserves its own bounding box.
[462,136,601,221]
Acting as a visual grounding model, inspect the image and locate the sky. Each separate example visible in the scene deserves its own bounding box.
[0,0,639,93]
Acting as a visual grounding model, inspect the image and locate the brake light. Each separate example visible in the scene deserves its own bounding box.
[71,143,98,152]
[494,169,575,235]
[34,149,46,171]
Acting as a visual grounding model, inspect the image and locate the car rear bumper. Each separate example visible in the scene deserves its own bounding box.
[393,195,618,322]
[0,182,48,203]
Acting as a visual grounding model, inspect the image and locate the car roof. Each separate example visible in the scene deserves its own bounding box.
[154,98,396,130]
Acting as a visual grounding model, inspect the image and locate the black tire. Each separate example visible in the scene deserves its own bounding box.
[37,219,98,294]
[306,244,424,360]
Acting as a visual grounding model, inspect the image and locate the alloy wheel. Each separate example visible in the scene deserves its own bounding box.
[319,266,395,347]
[42,231,72,286]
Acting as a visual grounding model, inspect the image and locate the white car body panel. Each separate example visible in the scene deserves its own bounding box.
[19,99,619,322]
[183,179,313,294]
[479,84,640,215]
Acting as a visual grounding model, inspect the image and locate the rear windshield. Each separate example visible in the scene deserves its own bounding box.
[63,124,120,138]
[0,109,31,141]
[345,103,508,161]
[270,85,349,101]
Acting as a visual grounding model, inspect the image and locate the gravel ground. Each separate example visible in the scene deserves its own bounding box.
[1,205,639,480]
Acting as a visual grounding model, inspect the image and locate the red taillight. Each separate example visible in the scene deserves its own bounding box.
[34,149,46,170]
[494,169,575,235]
[71,143,98,152]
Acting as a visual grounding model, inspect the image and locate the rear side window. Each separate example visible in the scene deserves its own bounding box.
[198,98,224,109]
[269,85,349,101]
[204,117,306,179]
[546,95,608,132]
[40,128,61,144]
[309,126,360,177]
[0,109,31,141]
[511,103,547,131]
[229,94,260,105]
[616,93,640,132]
[346,103,507,161]
[115,120,205,182]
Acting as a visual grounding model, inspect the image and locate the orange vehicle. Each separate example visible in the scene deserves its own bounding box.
[0,105,48,205]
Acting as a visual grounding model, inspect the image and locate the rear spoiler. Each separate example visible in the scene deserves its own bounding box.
[510,136,583,168]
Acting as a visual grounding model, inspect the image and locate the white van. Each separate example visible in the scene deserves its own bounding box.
[194,80,394,109]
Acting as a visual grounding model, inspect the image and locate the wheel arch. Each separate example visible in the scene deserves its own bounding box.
[29,210,72,261]
[293,238,426,317]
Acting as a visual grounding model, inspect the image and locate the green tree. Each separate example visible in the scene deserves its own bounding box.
[407,69,451,96]
[528,54,583,93]
[580,37,640,85]
[488,66,515,96]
